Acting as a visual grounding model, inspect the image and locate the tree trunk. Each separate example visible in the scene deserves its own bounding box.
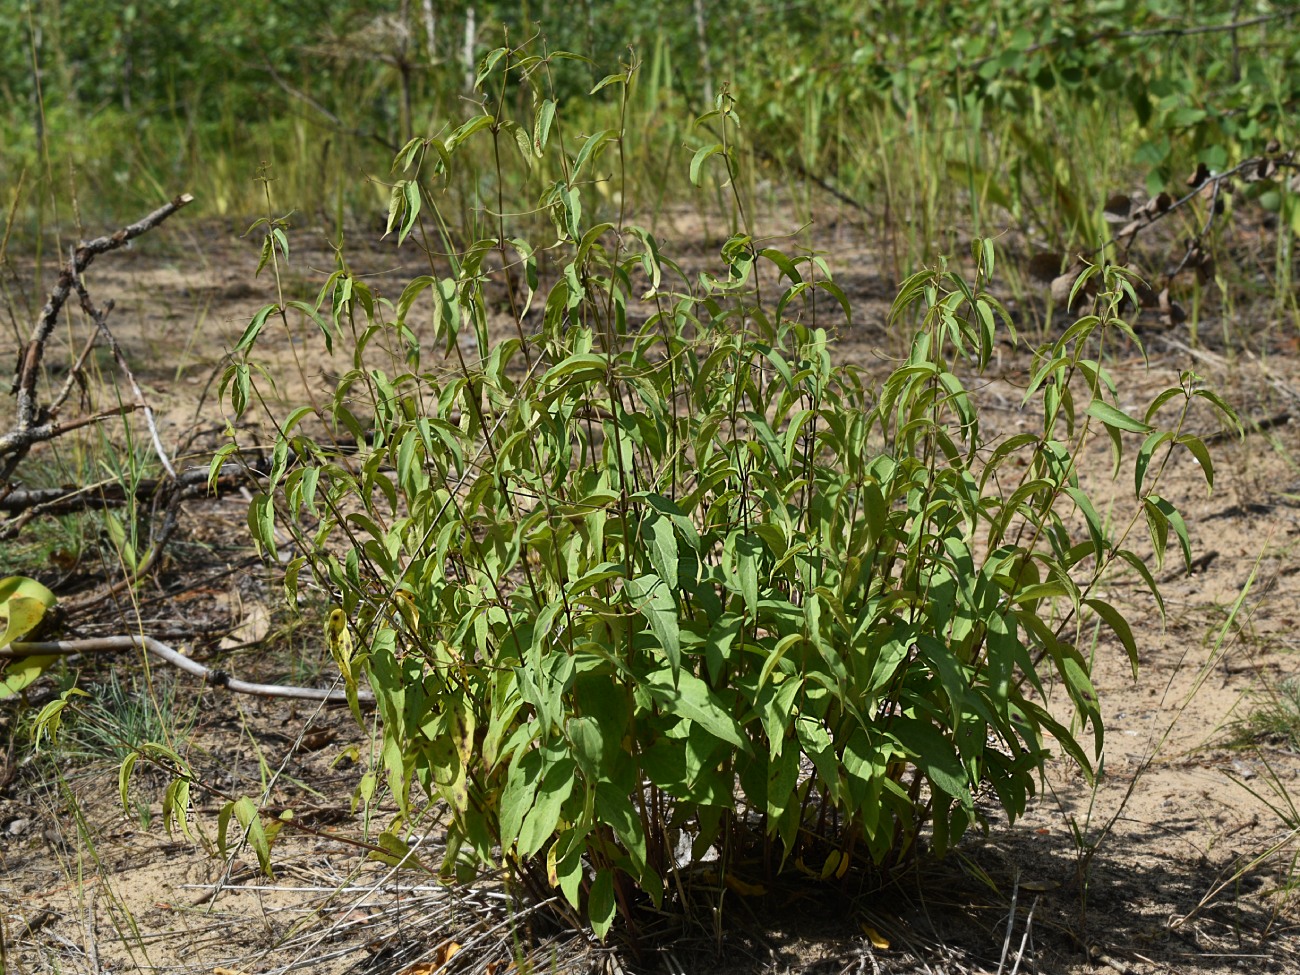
[694,0,714,108]
[463,6,477,92]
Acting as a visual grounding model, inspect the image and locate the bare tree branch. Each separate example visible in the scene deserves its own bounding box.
[4,635,373,706]
[2,193,193,480]
[71,277,176,476]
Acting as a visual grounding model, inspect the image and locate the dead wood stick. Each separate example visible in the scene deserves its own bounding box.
[3,193,192,477]
[3,636,374,707]
[71,278,176,476]
[0,461,257,516]
[48,327,100,414]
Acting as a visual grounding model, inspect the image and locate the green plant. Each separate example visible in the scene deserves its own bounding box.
[1237,678,1300,752]
[65,671,190,763]
[0,575,57,699]
[189,48,1240,943]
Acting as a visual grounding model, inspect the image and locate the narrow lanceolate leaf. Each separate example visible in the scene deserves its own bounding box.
[1085,598,1140,679]
[1176,434,1215,492]
[533,98,556,156]
[1146,495,1193,571]
[1064,486,1108,560]
[643,668,750,752]
[235,303,277,353]
[1135,431,1173,499]
[627,575,680,675]
[690,144,725,186]
[399,179,422,245]
[1085,399,1152,434]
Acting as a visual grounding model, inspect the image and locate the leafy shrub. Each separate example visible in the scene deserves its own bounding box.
[210,52,1237,939]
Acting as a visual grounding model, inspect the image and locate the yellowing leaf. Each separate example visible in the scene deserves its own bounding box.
[0,576,56,649]
[861,923,890,949]
[723,874,767,897]
[835,849,851,879]
[820,850,841,880]
[394,938,460,975]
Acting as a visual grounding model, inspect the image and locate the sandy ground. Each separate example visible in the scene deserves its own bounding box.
[1,202,1299,974]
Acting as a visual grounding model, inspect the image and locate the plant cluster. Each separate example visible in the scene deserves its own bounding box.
[200,53,1237,938]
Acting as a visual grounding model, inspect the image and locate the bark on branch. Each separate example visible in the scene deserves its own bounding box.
[3,193,193,481]
[3,635,373,707]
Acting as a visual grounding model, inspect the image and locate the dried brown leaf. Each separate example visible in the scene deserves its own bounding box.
[1157,287,1187,325]
[1103,192,1132,223]
[1051,267,1090,309]
[1116,220,1143,245]
[1185,162,1210,188]
[397,941,462,975]
[1027,251,1064,282]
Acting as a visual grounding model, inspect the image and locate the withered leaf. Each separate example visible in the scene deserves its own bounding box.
[1103,193,1132,222]
[1050,266,1093,310]
[1157,287,1187,325]
[1185,162,1210,188]
[1027,251,1065,282]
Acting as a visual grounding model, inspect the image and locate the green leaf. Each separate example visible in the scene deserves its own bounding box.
[1086,399,1151,434]
[627,574,680,675]
[233,796,273,876]
[399,179,422,245]
[891,717,969,804]
[1114,549,1166,622]
[735,534,761,618]
[643,513,679,589]
[518,757,577,858]
[573,129,619,179]
[235,303,277,353]
[589,868,616,940]
[1146,494,1193,571]
[1064,486,1108,560]
[590,72,626,94]
[643,669,750,753]
[1176,434,1214,492]
[1085,598,1140,679]
[534,98,556,155]
[690,144,725,186]
[1135,431,1172,498]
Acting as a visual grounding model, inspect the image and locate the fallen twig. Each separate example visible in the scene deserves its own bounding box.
[3,635,373,706]
[0,461,261,518]
[71,276,176,476]
[2,193,193,481]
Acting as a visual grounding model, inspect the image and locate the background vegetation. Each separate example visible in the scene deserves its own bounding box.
[5,2,1299,259]
[2,0,1299,967]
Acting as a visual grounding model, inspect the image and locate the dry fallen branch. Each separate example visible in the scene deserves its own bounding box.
[1039,150,1300,320]
[71,277,176,476]
[3,635,373,706]
[0,461,263,517]
[2,192,193,481]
